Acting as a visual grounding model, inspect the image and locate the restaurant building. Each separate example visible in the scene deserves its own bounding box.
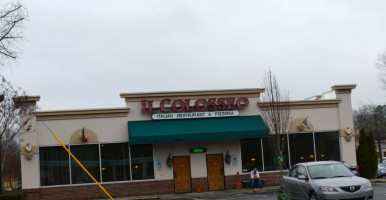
[18,84,357,200]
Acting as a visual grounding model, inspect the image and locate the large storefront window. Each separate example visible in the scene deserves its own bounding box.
[71,144,101,184]
[262,136,290,171]
[39,143,154,186]
[289,132,315,165]
[101,143,131,182]
[130,144,154,180]
[39,146,70,186]
[314,131,340,161]
[241,138,263,173]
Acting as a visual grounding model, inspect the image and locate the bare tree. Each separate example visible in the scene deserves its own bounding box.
[376,53,386,91]
[260,69,290,171]
[0,76,35,193]
[354,103,386,162]
[2,138,21,185]
[0,1,27,67]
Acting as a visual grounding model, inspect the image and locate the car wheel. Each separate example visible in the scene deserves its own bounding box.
[310,192,318,200]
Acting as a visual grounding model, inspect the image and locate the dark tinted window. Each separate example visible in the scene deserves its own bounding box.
[101,143,130,182]
[70,144,100,184]
[262,136,290,171]
[314,131,340,161]
[39,146,70,186]
[240,138,263,173]
[289,133,315,165]
[130,144,154,180]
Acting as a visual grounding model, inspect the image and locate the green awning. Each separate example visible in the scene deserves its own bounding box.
[128,115,269,145]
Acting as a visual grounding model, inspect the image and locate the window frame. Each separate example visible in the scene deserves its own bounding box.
[38,142,155,187]
[240,130,341,174]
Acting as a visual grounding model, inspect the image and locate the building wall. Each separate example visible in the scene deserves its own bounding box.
[23,172,286,200]
[36,117,129,145]
[289,108,340,131]
[153,139,241,181]
[335,91,357,165]
[18,85,357,199]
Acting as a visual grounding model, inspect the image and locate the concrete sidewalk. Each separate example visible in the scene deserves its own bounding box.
[98,186,281,200]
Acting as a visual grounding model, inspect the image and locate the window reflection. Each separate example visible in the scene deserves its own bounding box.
[101,143,131,182]
[70,144,100,184]
[289,133,315,165]
[240,138,263,173]
[39,146,70,186]
[130,144,154,180]
[262,136,290,171]
[315,131,340,161]
[39,143,154,186]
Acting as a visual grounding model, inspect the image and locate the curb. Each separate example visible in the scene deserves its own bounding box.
[370,179,386,183]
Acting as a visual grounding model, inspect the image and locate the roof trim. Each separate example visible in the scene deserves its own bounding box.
[120,88,265,102]
[258,99,341,110]
[36,108,130,121]
[331,84,356,94]
[13,96,40,107]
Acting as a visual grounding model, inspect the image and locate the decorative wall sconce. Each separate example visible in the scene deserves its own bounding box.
[25,142,32,153]
[225,150,231,165]
[24,142,34,160]
[166,154,173,168]
[343,126,353,142]
[345,126,351,136]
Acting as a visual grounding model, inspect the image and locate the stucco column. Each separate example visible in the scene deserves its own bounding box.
[331,85,357,166]
[14,96,40,189]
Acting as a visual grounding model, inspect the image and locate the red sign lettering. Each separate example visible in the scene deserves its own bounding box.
[141,97,249,113]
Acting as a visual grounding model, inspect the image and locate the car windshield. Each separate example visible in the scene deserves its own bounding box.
[342,162,352,168]
[308,163,354,179]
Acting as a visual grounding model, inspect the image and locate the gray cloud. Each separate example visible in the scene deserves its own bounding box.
[2,0,385,110]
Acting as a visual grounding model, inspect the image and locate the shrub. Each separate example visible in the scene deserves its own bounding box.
[356,128,378,179]
[367,131,378,178]
[0,190,26,200]
[357,128,370,178]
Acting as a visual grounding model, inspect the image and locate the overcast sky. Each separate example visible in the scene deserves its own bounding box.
[2,0,386,111]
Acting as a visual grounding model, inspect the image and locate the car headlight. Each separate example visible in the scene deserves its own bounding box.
[364,182,372,189]
[319,186,338,192]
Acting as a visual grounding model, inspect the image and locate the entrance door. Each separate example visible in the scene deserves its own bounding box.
[206,154,225,191]
[173,156,192,193]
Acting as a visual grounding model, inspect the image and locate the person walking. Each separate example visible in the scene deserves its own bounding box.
[250,168,262,191]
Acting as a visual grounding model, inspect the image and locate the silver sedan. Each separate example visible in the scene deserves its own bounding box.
[377,164,386,178]
[281,161,373,200]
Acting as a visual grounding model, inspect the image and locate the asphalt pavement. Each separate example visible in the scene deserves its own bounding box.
[96,186,280,200]
[98,178,386,200]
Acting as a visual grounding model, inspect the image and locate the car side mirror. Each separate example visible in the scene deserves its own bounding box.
[298,175,308,180]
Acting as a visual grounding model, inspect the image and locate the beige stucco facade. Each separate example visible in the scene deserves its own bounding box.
[18,84,356,190]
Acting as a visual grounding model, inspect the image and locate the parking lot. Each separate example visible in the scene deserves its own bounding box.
[106,180,386,200]
[180,182,386,200]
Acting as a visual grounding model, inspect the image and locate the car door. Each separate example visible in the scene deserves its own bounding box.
[294,165,310,200]
[284,166,299,198]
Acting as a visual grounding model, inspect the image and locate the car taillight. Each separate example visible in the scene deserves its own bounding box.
[356,168,360,174]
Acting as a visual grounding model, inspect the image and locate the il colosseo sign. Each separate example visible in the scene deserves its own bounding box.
[141,97,249,120]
